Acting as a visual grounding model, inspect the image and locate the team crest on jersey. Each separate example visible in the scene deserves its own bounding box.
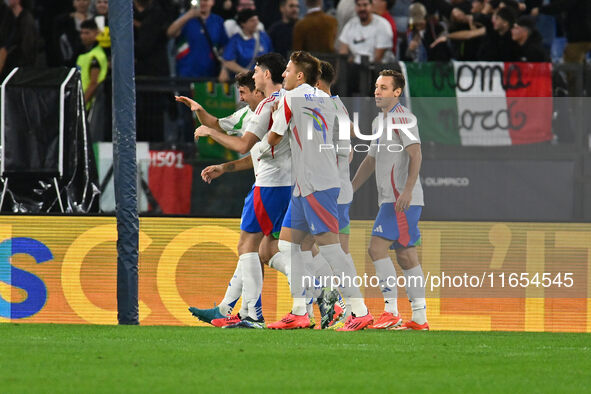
[303,107,328,143]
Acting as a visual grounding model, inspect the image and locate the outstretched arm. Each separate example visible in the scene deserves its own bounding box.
[195,127,260,155]
[175,95,223,132]
[430,27,486,48]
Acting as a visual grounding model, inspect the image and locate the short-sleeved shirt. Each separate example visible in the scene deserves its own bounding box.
[223,30,273,69]
[218,106,261,174]
[245,89,291,187]
[368,103,424,206]
[270,83,340,197]
[332,95,353,205]
[339,14,393,64]
[176,13,228,78]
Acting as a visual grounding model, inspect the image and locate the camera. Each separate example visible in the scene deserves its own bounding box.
[190,0,200,8]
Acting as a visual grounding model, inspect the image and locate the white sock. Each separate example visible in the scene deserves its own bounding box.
[373,257,398,315]
[238,288,248,318]
[301,251,323,300]
[269,251,290,282]
[219,259,243,315]
[301,251,317,316]
[320,244,368,317]
[313,253,334,289]
[403,265,427,324]
[278,240,307,315]
[241,252,264,320]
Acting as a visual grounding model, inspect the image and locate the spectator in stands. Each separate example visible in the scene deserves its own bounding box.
[134,0,170,76]
[338,0,393,64]
[511,15,549,61]
[167,0,228,78]
[1,0,41,79]
[268,0,299,59]
[402,2,451,62]
[219,9,272,81]
[0,1,16,78]
[93,0,110,60]
[541,0,591,63]
[293,0,337,53]
[254,0,281,30]
[431,6,521,61]
[52,0,92,67]
[77,19,108,111]
[213,0,237,20]
[372,0,397,57]
[224,0,265,38]
[134,0,171,142]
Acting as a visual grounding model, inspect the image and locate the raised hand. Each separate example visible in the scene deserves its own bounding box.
[175,95,202,112]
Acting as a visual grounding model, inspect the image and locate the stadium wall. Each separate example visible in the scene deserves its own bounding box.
[0,217,589,332]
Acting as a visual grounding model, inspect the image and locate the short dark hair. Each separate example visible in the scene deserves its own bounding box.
[305,0,321,7]
[236,70,256,91]
[379,69,405,91]
[290,51,321,86]
[319,60,336,86]
[255,53,286,85]
[80,19,98,30]
[496,6,517,26]
[236,9,258,25]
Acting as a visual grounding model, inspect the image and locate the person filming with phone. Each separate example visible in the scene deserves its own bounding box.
[167,0,228,78]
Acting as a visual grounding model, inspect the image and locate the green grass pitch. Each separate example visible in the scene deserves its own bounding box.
[2,324,590,393]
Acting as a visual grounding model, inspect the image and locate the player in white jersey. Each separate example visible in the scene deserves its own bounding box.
[185,55,295,329]
[352,69,429,330]
[263,51,373,331]
[176,71,273,328]
[312,60,356,329]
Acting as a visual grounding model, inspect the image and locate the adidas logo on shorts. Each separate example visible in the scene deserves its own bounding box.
[374,225,383,233]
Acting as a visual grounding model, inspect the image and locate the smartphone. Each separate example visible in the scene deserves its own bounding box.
[190,0,200,8]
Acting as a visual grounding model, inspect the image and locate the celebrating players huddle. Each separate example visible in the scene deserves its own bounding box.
[174,50,428,331]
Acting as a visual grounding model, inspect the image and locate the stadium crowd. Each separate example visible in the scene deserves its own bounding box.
[2,0,590,79]
[0,0,589,141]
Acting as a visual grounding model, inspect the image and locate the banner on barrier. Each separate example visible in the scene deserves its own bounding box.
[0,217,589,332]
[400,61,553,146]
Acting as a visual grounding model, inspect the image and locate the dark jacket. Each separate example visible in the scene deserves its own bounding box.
[3,9,40,76]
[134,1,170,76]
[516,30,549,62]
[478,28,521,62]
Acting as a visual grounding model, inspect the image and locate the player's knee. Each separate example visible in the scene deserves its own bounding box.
[368,245,382,261]
[258,246,273,265]
[396,247,417,269]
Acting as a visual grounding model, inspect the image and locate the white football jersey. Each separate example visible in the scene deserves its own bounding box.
[245,89,291,187]
[369,103,424,206]
[270,83,341,197]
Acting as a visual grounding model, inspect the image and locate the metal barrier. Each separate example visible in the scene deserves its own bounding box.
[86,63,591,221]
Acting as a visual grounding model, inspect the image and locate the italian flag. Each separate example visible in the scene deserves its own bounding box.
[400,61,553,146]
[176,37,190,60]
